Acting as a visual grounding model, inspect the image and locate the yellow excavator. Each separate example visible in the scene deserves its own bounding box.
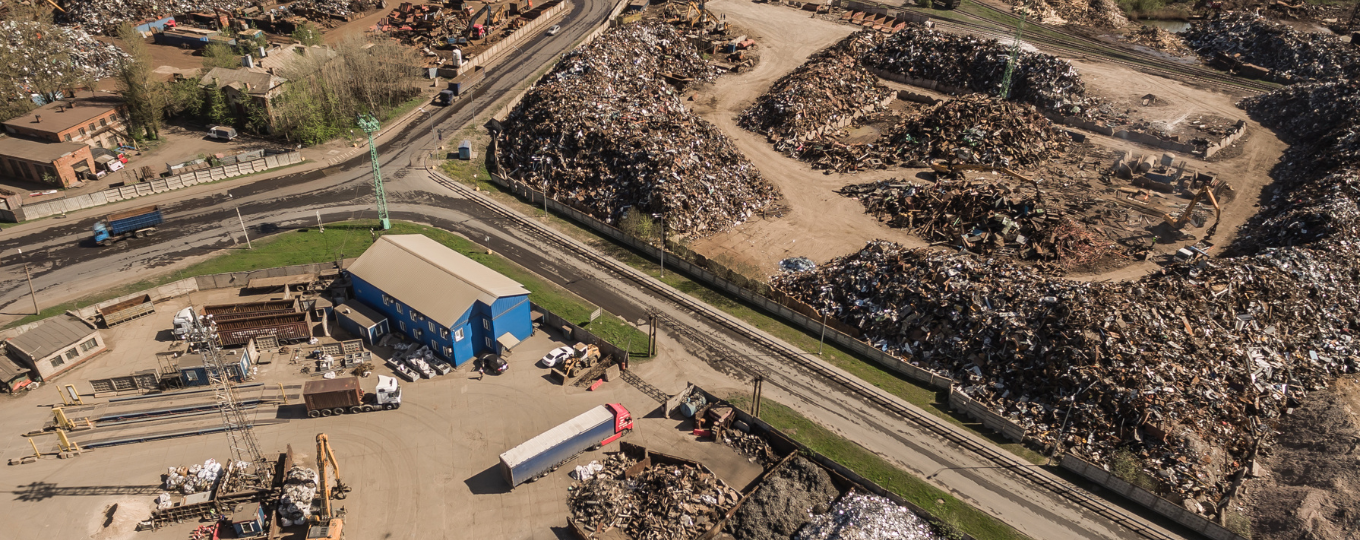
[928,160,1044,204]
[309,434,350,540]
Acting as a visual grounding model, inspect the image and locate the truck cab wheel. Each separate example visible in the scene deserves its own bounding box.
[392,403,400,409]
[308,410,320,418]
[320,409,333,417]
[361,405,375,412]
[383,404,394,410]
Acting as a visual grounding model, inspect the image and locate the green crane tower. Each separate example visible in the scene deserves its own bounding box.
[357,114,390,230]
[999,2,1030,101]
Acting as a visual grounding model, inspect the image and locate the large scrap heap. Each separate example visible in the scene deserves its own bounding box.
[497,22,780,237]
[737,32,891,142]
[1183,12,1360,82]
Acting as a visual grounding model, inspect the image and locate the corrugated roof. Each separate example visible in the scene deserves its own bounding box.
[499,405,614,468]
[347,235,528,328]
[7,314,97,358]
[0,352,30,381]
[0,135,90,162]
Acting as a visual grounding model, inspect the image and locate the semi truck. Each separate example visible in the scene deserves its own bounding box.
[302,375,402,417]
[93,205,163,246]
[498,403,632,487]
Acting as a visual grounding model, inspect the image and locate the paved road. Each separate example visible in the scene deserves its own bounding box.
[0,5,1193,540]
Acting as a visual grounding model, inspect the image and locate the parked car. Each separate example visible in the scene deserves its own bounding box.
[209,125,238,141]
[547,25,561,35]
[539,346,574,368]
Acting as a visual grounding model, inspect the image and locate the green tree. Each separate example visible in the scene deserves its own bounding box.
[201,85,230,125]
[115,23,168,140]
[292,22,323,47]
[166,77,204,117]
[202,42,241,70]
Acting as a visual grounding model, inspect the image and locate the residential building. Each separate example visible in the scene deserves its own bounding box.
[347,235,532,366]
[5,314,106,381]
[200,67,288,126]
[3,95,128,150]
[0,135,97,187]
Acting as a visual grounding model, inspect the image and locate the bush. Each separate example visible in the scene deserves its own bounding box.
[1111,448,1161,492]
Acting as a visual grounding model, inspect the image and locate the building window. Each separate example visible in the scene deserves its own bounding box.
[482,319,489,330]
[414,328,423,339]
[443,346,453,357]
[485,337,493,349]
[399,321,406,331]
[440,328,449,339]
[454,328,464,341]
[185,370,198,382]
[65,348,79,360]
[79,127,87,136]
[427,321,434,333]
[395,304,403,315]
[95,140,104,148]
[80,338,98,351]
[382,294,392,306]
[63,134,71,141]
[99,118,107,127]
[88,123,96,132]
[51,356,65,368]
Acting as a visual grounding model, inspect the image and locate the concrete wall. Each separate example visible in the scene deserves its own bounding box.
[4,151,303,222]
[479,167,1028,443]
[1202,120,1248,159]
[453,1,572,78]
[1061,454,1245,540]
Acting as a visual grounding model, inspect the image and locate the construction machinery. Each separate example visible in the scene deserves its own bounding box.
[1165,184,1223,230]
[309,433,350,540]
[549,343,601,384]
[928,160,1044,204]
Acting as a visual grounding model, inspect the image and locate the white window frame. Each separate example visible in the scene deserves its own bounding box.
[400,321,406,331]
[80,338,98,351]
[454,328,464,341]
[485,337,492,348]
[414,328,423,339]
[440,328,449,339]
[443,346,453,357]
[482,319,489,330]
[395,304,403,315]
[382,294,393,306]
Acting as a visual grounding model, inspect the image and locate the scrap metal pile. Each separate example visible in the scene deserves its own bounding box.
[794,490,938,540]
[278,465,319,527]
[787,94,1070,171]
[498,22,779,236]
[57,0,249,33]
[772,236,1360,513]
[860,25,1088,111]
[1123,24,1190,56]
[838,178,1123,268]
[0,21,129,82]
[1020,0,1128,28]
[728,456,840,540]
[737,32,892,141]
[1183,12,1360,82]
[162,458,226,495]
[568,453,741,540]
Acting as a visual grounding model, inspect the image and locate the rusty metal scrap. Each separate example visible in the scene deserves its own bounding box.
[498,22,779,237]
[569,452,740,540]
[58,0,250,34]
[838,178,1123,267]
[738,31,892,141]
[1184,12,1360,82]
[0,21,128,82]
[1122,24,1190,56]
[1015,0,1127,28]
[772,237,1360,514]
[786,94,1070,171]
[860,25,1087,111]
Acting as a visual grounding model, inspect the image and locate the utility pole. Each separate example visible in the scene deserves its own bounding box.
[24,263,38,315]
[235,207,252,249]
[357,114,390,230]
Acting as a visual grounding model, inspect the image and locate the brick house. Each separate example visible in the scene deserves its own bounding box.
[3,95,129,151]
[0,136,96,187]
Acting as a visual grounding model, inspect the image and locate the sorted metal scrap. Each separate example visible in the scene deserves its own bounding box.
[1122,24,1190,56]
[1017,0,1128,28]
[58,0,250,34]
[569,452,740,540]
[1183,12,1360,82]
[738,31,892,141]
[794,490,939,540]
[0,21,128,83]
[498,22,779,237]
[728,456,839,540]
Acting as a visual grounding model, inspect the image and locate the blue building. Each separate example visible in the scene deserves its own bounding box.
[346,235,532,366]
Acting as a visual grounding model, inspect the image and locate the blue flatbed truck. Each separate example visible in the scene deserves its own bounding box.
[499,403,633,487]
[93,205,163,246]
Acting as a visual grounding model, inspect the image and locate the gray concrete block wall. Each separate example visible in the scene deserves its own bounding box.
[1061,454,1245,540]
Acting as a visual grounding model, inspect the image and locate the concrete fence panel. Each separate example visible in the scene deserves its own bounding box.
[1061,454,1245,540]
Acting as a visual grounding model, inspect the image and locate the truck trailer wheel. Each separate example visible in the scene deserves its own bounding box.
[361,405,375,412]
[308,410,320,418]
[321,409,332,417]
[333,408,346,416]
[349,406,362,414]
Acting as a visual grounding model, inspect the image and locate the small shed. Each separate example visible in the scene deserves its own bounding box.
[179,349,251,387]
[6,314,105,381]
[458,140,473,160]
[230,504,266,536]
[336,300,388,345]
[0,351,33,393]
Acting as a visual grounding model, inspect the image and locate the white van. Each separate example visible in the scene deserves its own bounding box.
[209,125,238,141]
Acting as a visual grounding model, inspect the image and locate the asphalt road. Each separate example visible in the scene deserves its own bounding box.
[0,4,1192,539]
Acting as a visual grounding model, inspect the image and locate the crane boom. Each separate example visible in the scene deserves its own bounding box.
[356,114,390,230]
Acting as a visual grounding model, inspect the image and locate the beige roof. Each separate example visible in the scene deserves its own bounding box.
[7,314,97,360]
[200,67,287,96]
[0,135,90,162]
[4,98,120,134]
[347,235,528,328]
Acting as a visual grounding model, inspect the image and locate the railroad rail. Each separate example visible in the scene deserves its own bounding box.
[426,170,1181,540]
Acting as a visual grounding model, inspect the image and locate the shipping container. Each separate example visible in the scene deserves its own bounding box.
[204,299,298,322]
[99,294,155,327]
[449,66,486,96]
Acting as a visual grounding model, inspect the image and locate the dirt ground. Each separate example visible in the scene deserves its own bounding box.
[681,0,1285,281]
[1241,376,1360,540]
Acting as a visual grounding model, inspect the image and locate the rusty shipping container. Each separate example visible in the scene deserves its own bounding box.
[99,294,155,327]
[216,312,309,346]
[204,298,298,322]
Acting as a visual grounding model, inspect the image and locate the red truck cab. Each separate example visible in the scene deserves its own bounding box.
[600,403,633,445]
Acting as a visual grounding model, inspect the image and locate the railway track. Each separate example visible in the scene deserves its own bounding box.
[426,171,1180,540]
